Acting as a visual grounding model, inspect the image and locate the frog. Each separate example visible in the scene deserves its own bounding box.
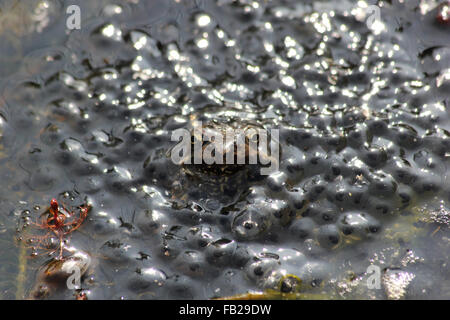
[167,114,280,212]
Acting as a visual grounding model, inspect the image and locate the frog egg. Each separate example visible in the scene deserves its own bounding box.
[173,250,210,278]
[136,209,170,234]
[315,224,341,249]
[205,238,237,266]
[265,171,288,193]
[289,217,317,240]
[245,258,280,284]
[231,207,272,240]
[185,225,217,249]
[127,267,167,293]
[337,212,381,238]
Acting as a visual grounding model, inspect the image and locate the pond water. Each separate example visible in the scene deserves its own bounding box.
[0,0,449,299]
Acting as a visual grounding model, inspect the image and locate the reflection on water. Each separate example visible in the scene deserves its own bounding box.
[0,0,449,299]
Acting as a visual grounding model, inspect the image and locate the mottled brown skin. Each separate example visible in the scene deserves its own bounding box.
[183,117,277,176]
[169,116,280,209]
